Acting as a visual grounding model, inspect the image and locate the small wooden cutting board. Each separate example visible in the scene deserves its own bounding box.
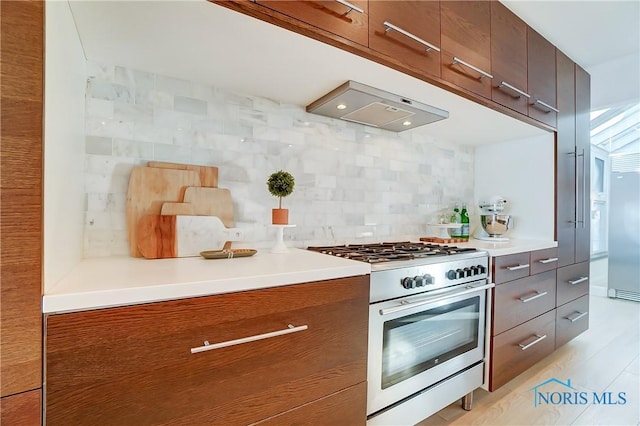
[183,187,234,227]
[147,161,218,187]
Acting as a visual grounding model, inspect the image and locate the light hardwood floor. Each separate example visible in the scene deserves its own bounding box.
[417,294,640,426]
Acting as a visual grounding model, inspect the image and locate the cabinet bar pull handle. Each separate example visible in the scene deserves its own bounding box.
[506,264,529,271]
[383,21,441,53]
[335,0,364,14]
[497,81,531,99]
[539,257,558,264]
[578,148,586,229]
[568,276,589,285]
[190,324,308,354]
[519,291,548,303]
[530,99,559,113]
[566,311,588,322]
[518,334,547,351]
[451,57,493,79]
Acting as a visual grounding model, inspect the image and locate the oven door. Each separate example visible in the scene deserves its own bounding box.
[367,280,492,416]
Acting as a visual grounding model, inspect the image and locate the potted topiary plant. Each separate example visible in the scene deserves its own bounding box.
[267,170,295,225]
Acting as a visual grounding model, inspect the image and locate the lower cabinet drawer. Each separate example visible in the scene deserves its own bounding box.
[492,252,531,284]
[254,382,367,426]
[45,276,369,425]
[490,310,556,391]
[555,294,589,348]
[493,270,556,335]
[557,261,590,306]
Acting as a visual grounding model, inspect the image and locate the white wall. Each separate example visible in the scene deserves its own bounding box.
[44,1,87,290]
[474,133,555,240]
[80,62,476,257]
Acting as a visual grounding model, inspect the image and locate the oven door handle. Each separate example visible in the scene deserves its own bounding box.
[379,283,495,316]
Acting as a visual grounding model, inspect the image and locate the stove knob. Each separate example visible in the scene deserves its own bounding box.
[414,275,426,287]
[455,269,464,279]
[477,265,487,274]
[424,274,435,285]
[470,266,478,276]
[446,270,457,280]
[401,277,415,289]
[463,267,472,277]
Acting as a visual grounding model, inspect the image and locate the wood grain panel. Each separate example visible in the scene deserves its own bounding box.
[492,270,556,335]
[255,0,368,46]
[555,50,577,267]
[0,1,44,101]
[492,252,530,284]
[490,1,528,114]
[251,382,366,426]
[490,309,556,391]
[440,0,492,98]
[530,247,559,275]
[369,1,441,78]
[528,27,557,128]
[0,389,41,426]
[574,64,591,264]
[555,294,589,348]
[46,275,369,425]
[557,261,590,306]
[0,190,42,397]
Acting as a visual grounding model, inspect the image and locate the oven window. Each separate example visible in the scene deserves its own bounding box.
[381,296,480,389]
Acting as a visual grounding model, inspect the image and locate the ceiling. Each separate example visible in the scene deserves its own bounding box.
[66,1,639,146]
[502,0,640,70]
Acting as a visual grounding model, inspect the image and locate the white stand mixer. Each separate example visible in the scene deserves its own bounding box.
[474,196,512,242]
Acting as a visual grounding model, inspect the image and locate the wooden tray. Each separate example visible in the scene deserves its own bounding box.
[200,249,257,259]
[420,237,469,244]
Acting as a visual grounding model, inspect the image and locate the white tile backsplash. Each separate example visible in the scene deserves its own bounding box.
[83,62,475,257]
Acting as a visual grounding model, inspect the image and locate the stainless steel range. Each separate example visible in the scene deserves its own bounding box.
[308,242,493,426]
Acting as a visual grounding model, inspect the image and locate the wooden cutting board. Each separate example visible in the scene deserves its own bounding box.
[137,215,243,259]
[147,161,218,187]
[183,187,234,227]
[126,167,201,257]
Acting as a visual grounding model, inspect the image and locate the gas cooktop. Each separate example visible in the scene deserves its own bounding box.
[307,241,478,264]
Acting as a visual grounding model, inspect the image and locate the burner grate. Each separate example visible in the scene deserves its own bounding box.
[307,241,477,263]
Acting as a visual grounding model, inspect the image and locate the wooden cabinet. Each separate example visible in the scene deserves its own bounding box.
[45,276,369,425]
[492,252,530,284]
[490,1,528,114]
[369,1,441,79]
[492,270,557,335]
[0,390,41,426]
[557,261,590,308]
[489,248,558,391]
[0,1,44,421]
[528,27,557,128]
[490,310,556,391]
[440,0,492,98]
[255,0,369,46]
[556,51,591,267]
[555,294,589,348]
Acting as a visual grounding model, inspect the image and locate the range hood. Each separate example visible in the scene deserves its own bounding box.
[306,81,449,132]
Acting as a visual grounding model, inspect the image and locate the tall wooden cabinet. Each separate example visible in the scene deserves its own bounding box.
[555,50,591,350]
[0,0,44,424]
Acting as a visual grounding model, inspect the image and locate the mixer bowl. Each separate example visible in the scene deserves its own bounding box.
[480,214,512,236]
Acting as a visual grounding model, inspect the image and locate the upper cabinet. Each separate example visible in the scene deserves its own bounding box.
[440,0,492,99]
[527,27,558,128]
[490,2,528,115]
[254,0,369,47]
[369,1,441,79]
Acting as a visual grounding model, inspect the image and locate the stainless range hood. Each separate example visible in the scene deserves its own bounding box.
[306,81,449,132]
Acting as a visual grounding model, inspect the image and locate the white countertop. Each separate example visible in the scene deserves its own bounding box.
[43,249,371,314]
[444,238,557,256]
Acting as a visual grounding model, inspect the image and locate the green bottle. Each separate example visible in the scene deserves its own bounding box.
[460,203,469,239]
[449,204,461,238]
